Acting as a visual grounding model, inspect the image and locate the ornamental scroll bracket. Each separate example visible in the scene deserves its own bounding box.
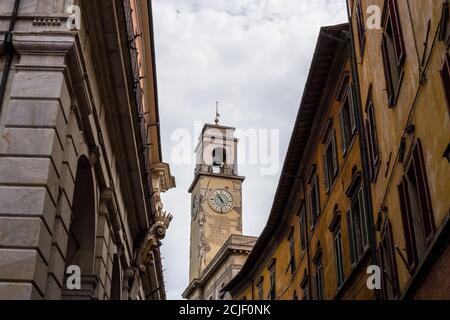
[135,210,173,271]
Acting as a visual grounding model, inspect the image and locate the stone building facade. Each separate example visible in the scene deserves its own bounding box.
[0,0,175,300]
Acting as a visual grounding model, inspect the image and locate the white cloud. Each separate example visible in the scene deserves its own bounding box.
[153,0,347,300]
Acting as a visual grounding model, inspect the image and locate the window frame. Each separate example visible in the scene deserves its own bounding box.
[381,0,406,107]
[346,180,370,268]
[309,171,321,229]
[440,53,450,117]
[355,0,366,58]
[257,277,264,300]
[299,207,307,254]
[377,220,399,300]
[365,88,381,182]
[288,227,296,275]
[268,261,276,300]
[333,230,345,289]
[323,128,339,194]
[398,139,435,271]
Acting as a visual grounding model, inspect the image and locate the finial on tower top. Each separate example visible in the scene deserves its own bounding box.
[215,101,220,125]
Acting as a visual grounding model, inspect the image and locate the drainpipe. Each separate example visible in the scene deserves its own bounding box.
[0,0,21,115]
[345,0,379,299]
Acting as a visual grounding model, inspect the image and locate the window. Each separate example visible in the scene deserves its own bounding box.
[300,276,310,300]
[365,89,380,181]
[309,170,321,228]
[334,231,345,289]
[257,277,264,300]
[377,220,399,300]
[329,209,345,289]
[355,0,366,57]
[313,258,324,300]
[346,173,369,267]
[339,84,357,155]
[299,207,307,253]
[398,139,435,271]
[323,128,339,193]
[441,53,450,117]
[268,261,276,300]
[381,0,405,107]
[288,228,296,275]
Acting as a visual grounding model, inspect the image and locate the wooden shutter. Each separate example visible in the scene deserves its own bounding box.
[356,0,366,56]
[339,110,347,155]
[347,209,357,266]
[381,36,394,106]
[388,0,406,66]
[358,189,369,250]
[412,140,435,244]
[365,120,375,181]
[348,85,357,134]
[314,177,320,220]
[397,177,418,271]
[384,221,399,298]
[332,130,339,177]
[323,153,330,194]
[376,244,386,300]
[441,54,450,116]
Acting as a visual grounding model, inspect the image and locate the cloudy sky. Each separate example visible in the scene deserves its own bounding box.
[152,0,347,299]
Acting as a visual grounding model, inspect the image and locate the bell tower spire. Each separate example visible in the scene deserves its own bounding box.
[187,121,245,283]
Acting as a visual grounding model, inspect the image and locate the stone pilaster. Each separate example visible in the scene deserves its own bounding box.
[0,32,76,300]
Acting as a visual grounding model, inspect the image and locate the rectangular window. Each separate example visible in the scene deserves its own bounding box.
[377,220,399,299]
[300,279,310,300]
[323,129,339,193]
[257,278,264,300]
[355,0,366,57]
[382,0,405,107]
[366,94,380,181]
[300,208,307,253]
[347,188,369,266]
[309,174,321,228]
[440,53,450,117]
[288,228,296,275]
[398,140,435,271]
[339,85,357,156]
[334,231,345,288]
[269,262,276,300]
[314,261,324,300]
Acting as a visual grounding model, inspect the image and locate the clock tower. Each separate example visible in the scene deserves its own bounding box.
[188,123,245,282]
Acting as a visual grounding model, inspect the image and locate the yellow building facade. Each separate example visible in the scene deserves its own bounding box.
[349,0,450,299]
[223,0,450,300]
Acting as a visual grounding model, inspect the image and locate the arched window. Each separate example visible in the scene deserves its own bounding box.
[212,147,227,167]
[111,255,122,300]
[63,156,96,299]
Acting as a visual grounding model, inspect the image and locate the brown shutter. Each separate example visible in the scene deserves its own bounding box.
[441,54,450,116]
[397,177,418,271]
[381,36,394,106]
[365,120,374,181]
[332,130,339,177]
[376,244,386,300]
[339,110,347,155]
[385,221,399,298]
[412,140,435,244]
[349,84,357,134]
[323,153,330,194]
[388,0,406,66]
[347,209,357,266]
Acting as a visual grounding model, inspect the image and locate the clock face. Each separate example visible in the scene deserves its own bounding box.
[209,189,233,213]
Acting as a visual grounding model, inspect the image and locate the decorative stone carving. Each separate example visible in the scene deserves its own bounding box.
[136,210,173,271]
